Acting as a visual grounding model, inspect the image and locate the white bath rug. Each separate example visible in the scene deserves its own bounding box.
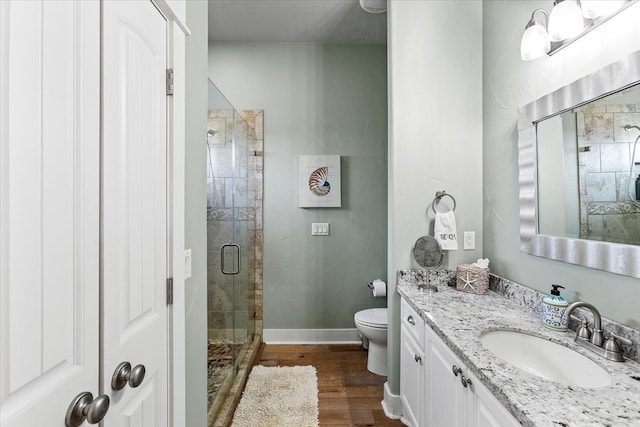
[231,365,319,427]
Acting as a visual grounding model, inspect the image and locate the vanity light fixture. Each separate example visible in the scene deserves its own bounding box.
[520,0,636,60]
[520,9,550,61]
[548,0,584,41]
[580,0,625,18]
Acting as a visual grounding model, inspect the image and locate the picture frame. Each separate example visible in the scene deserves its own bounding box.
[298,155,341,208]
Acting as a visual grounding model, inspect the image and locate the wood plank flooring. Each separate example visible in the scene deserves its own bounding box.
[251,344,406,427]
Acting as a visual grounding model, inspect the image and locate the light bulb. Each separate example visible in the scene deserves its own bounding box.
[521,23,551,61]
[580,0,624,19]
[548,0,585,42]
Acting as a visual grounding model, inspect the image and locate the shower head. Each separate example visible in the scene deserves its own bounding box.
[624,125,640,132]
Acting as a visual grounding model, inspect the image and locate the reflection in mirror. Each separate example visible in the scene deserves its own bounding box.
[412,235,443,268]
[536,84,640,246]
[518,50,640,278]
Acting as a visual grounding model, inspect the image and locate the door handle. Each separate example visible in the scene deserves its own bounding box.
[112,361,146,390]
[221,243,240,275]
[65,392,110,426]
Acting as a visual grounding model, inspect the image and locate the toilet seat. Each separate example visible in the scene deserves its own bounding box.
[354,308,387,329]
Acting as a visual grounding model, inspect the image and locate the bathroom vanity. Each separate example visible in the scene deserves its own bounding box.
[397,271,640,427]
[400,298,519,427]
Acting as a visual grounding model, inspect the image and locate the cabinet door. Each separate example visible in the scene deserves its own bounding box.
[425,328,465,427]
[401,327,424,427]
[0,2,101,426]
[466,370,520,427]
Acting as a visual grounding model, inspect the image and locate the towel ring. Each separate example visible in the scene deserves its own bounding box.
[432,191,456,213]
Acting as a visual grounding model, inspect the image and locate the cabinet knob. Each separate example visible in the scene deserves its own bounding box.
[407,315,415,325]
[414,354,422,365]
[452,365,462,376]
[461,375,472,388]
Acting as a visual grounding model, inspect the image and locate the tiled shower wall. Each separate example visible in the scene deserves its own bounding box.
[577,103,640,245]
[206,109,263,342]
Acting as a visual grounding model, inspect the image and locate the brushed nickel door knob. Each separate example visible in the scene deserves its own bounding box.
[65,392,110,426]
[112,361,146,390]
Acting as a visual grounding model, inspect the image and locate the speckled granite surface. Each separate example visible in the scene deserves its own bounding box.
[397,270,640,427]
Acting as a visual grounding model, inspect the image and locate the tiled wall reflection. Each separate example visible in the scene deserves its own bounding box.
[577,103,640,245]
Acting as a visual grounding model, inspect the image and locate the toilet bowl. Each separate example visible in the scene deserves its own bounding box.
[354,308,388,376]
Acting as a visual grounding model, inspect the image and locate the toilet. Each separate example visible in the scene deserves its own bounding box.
[354,308,388,376]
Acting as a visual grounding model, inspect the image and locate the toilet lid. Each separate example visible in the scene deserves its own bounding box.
[355,308,387,328]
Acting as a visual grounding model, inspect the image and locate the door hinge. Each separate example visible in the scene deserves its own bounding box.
[166,277,174,305]
[166,68,174,96]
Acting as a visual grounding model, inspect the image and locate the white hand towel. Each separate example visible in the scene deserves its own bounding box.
[434,210,458,250]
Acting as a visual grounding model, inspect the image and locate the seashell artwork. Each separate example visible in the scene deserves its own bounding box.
[298,155,341,207]
[308,166,331,196]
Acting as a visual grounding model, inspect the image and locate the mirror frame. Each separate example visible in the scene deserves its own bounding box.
[518,50,640,279]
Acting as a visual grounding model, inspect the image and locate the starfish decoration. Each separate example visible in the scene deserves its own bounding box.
[459,272,478,292]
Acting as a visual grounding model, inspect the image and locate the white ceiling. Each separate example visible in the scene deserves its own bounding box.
[208,0,387,44]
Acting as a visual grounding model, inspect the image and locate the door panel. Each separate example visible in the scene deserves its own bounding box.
[120,380,157,424]
[0,1,100,426]
[102,1,168,425]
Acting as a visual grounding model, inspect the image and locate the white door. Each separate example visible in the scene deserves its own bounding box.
[101,1,169,426]
[0,1,101,427]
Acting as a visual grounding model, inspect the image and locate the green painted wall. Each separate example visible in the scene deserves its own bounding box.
[208,43,388,329]
[185,0,208,425]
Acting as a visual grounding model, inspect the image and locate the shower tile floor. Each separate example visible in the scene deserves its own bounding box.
[207,340,244,408]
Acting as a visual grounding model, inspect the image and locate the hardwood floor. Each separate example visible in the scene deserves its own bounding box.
[252,344,406,427]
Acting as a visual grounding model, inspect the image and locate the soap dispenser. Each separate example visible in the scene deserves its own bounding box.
[542,284,569,331]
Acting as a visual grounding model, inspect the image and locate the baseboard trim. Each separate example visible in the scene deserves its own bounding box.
[381,381,403,420]
[263,328,362,344]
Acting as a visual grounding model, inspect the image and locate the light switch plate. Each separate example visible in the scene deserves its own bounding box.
[312,223,330,236]
[185,249,192,279]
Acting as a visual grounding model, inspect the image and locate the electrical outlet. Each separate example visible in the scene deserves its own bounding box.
[463,232,475,250]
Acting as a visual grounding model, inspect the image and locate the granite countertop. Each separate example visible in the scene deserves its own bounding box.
[397,279,640,427]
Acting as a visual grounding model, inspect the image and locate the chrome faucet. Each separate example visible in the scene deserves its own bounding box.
[562,301,633,362]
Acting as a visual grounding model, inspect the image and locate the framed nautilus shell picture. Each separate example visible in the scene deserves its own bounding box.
[298,155,341,207]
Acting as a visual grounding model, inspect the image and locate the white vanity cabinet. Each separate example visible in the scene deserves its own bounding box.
[400,296,521,427]
[400,298,425,427]
[424,326,520,427]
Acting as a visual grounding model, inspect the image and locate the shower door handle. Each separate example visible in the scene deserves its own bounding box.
[221,243,241,275]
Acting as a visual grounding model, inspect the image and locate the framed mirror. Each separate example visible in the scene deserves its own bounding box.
[518,50,640,278]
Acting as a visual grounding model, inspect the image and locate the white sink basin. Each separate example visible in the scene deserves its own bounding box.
[480,330,611,388]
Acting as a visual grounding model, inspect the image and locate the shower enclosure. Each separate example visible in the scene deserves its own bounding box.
[206,79,263,426]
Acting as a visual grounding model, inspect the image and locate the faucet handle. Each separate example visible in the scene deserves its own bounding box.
[607,332,633,346]
[570,315,591,340]
[604,332,632,355]
[603,332,632,362]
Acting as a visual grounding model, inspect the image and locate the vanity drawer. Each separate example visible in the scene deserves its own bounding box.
[401,297,424,348]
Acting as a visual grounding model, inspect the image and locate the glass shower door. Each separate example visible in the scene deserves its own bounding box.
[206,80,257,421]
